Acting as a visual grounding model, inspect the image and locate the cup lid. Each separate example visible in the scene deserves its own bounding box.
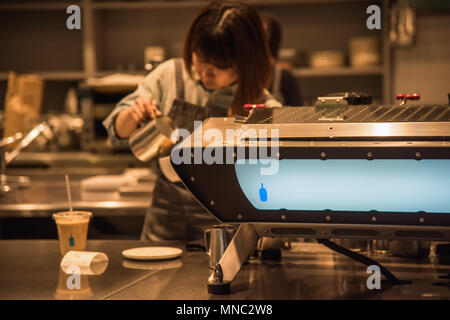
[52,211,92,220]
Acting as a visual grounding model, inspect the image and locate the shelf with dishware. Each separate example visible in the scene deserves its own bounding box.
[292,66,384,77]
[95,70,146,77]
[0,0,391,112]
[0,67,384,81]
[0,67,383,82]
[0,71,85,81]
[0,71,84,112]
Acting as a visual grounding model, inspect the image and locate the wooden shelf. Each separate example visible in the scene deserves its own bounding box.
[0,71,85,81]
[0,2,81,11]
[93,66,384,82]
[0,67,384,81]
[95,70,146,77]
[92,1,205,10]
[292,66,384,77]
[91,0,370,10]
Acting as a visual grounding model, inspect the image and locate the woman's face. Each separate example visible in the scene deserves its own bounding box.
[192,53,238,90]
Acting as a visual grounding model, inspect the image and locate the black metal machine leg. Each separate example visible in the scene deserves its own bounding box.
[317,238,412,286]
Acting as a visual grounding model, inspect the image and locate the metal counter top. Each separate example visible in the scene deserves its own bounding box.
[10,151,142,168]
[1,240,449,300]
[0,167,153,218]
[0,240,162,299]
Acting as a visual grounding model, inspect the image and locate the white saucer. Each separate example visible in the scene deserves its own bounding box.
[122,259,183,270]
[122,246,183,261]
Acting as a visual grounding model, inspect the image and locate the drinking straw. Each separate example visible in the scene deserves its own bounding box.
[65,174,73,213]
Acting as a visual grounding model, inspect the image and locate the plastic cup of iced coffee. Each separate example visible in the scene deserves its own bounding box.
[53,211,92,256]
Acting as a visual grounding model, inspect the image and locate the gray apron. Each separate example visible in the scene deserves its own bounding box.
[141,59,228,242]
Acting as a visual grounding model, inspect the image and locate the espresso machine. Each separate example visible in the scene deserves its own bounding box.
[170,100,450,294]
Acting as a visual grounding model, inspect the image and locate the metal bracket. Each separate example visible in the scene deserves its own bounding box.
[207,223,259,294]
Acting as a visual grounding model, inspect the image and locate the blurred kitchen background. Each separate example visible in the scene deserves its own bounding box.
[0,0,449,240]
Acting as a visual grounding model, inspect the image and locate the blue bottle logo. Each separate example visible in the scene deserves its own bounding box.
[69,234,75,247]
[259,183,267,202]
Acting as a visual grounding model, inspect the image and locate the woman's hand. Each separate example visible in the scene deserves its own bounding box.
[127,96,161,124]
[115,97,161,138]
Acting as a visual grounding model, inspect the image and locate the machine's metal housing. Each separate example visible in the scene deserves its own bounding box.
[171,105,450,242]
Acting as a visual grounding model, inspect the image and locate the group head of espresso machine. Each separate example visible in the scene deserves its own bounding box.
[170,95,450,294]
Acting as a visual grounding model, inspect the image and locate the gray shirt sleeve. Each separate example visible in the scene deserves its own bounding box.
[102,59,175,149]
[261,89,283,108]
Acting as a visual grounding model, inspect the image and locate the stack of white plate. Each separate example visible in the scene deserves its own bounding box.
[349,36,381,67]
[310,50,345,68]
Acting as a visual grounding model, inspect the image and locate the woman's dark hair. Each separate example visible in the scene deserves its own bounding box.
[183,0,272,116]
[260,13,282,59]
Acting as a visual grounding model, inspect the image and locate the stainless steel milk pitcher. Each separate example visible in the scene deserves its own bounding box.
[129,115,176,162]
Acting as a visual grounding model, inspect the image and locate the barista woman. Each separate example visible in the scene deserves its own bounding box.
[103,0,281,241]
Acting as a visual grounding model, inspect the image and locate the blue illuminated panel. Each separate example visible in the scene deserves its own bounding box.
[234,159,450,213]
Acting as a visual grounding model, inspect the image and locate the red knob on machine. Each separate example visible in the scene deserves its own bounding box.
[396,93,407,100]
[407,93,420,100]
[396,93,420,105]
[244,104,265,110]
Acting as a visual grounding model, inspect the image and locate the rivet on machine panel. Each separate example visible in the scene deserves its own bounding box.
[367,152,373,158]
[281,215,286,220]
[371,216,377,222]
[210,201,215,206]
[415,152,421,158]
[321,152,327,158]
[326,216,331,221]
[419,217,425,223]
[190,177,195,182]
[237,214,243,220]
